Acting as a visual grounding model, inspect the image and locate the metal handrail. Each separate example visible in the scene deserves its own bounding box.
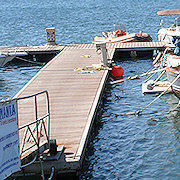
[15,90,50,160]
[1,90,51,169]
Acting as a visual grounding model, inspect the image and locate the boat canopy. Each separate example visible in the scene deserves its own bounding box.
[157,9,180,16]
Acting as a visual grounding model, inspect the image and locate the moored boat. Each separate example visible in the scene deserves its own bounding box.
[151,9,180,98]
[157,9,180,44]
[155,9,180,98]
[0,52,28,67]
[92,24,152,44]
[0,54,14,67]
[166,54,180,98]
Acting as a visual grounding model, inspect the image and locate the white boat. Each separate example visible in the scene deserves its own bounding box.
[157,9,180,44]
[92,24,152,44]
[0,52,28,67]
[166,54,180,99]
[0,54,14,67]
[157,9,180,98]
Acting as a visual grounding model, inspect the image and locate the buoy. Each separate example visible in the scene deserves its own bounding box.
[111,65,124,77]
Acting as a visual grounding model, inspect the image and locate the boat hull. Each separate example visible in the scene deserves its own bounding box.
[0,56,14,67]
[166,67,180,99]
[92,33,152,44]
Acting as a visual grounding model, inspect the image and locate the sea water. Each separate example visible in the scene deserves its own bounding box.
[0,0,179,179]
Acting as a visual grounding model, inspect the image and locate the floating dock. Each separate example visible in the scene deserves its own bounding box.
[0,41,168,67]
[109,41,167,58]
[0,27,63,63]
[0,45,64,55]
[14,44,108,176]
[11,41,168,177]
[0,45,64,62]
[0,41,167,61]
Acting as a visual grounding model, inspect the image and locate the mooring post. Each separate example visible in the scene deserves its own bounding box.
[45,27,57,45]
[96,43,108,66]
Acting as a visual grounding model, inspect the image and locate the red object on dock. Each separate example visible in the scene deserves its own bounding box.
[111,65,124,77]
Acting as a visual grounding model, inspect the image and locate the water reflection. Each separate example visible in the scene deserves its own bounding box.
[167,94,180,117]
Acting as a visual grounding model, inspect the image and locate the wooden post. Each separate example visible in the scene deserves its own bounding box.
[45,27,57,45]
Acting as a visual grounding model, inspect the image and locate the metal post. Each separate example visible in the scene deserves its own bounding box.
[45,27,57,45]
[34,96,39,153]
[96,43,108,66]
[46,91,50,150]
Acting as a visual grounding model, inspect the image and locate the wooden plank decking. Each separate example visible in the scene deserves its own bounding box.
[0,41,167,59]
[107,41,167,59]
[13,41,167,175]
[0,44,64,55]
[0,41,166,56]
[110,41,166,49]
[14,44,108,174]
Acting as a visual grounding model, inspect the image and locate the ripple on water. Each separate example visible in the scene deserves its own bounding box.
[81,59,180,179]
[0,0,179,179]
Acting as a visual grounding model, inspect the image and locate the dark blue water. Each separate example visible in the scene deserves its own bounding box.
[80,59,180,179]
[0,0,179,179]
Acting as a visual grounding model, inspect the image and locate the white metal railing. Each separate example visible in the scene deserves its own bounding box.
[16,90,50,167]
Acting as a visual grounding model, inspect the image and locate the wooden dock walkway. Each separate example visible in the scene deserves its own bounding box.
[14,43,108,175]
[0,41,166,57]
[12,41,168,176]
[107,41,167,59]
[108,41,166,50]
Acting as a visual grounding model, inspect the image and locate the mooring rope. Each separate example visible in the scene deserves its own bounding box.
[111,47,170,85]
[121,74,180,116]
[48,166,55,180]
[39,157,45,180]
[146,70,166,90]
[167,99,180,114]
[110,67,166,85]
